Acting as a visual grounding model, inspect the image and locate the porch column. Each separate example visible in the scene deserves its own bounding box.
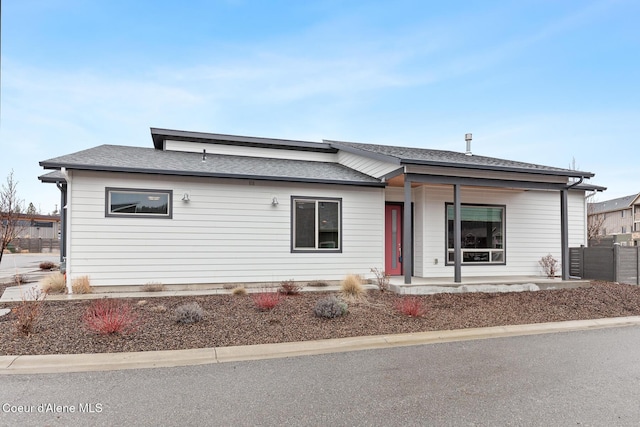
[404,177,412,284]
[561,189,569,280]
[454,184,462,283]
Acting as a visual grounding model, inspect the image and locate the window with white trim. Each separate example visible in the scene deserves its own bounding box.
[292,197,341,252]
[106,188,172,218]
[446,204,505,264]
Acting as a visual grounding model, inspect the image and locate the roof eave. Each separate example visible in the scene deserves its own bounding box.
[39,163,385,188]
[151,127,337,153]
[400,159,595,178]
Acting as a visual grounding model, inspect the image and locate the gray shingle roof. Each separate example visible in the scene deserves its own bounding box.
[589,193,640,214]
[327,140,595,178]
[39,145,383,187]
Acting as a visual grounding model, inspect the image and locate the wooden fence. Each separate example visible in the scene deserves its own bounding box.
[7,238,60,254]
[570,245,640,285]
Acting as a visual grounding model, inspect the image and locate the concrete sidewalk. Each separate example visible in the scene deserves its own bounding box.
[2,316,640,375]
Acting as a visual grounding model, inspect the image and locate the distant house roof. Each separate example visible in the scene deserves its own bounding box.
[327,139,595,178]
[589,193,640,214]
[39,145,382,187]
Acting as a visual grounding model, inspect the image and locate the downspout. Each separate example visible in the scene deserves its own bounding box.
[60,167,72,294]
[561,176,585,280]
[55,181,67,265]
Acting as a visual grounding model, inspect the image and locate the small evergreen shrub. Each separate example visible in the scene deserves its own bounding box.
[41,272,67,294]
[314,295,348,319]
[72,275,92,294]
[252,291,281,310]
[39,261,56,270]
[279,279,302,295]
[83,299,139,335]
[174,302,204,324]
[395,296,425,317]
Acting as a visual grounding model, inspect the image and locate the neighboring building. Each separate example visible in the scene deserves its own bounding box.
[0,213,61,239]
[588,193,640,246]
[39,128,603,290]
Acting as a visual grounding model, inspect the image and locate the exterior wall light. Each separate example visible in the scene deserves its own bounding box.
[272,196,279,206]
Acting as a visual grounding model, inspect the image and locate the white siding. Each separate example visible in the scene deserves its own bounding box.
[386,185,587,278]
[337,151,399,178]
[68,171,384,286]
[164,140,337,162]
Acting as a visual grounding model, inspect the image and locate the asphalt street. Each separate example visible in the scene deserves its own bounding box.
[2,326,640,426]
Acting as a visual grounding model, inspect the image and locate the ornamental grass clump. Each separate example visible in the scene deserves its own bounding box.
[313,295,348,319]
[174,302,204,324]
[340,274,365,302]
[83,299,139,335]
[231,286,247,296]
[40,272,67,294]
[72,275,92,294]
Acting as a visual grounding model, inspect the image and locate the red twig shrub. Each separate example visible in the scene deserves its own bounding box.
[83,299,139,335]
[252,291,281,310]
[395,296,425,317]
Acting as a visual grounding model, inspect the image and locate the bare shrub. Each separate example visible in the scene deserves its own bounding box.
[539,254,559,278]
[83,299,139,335]
[174,302,204,324]
[313,295,348,319]
[13,287,47,335]
[39,261,56,270]
[370,267,390,292]
[279,279,302,295]
[72,276,92,294]
[141,282,165,292]
[41,272,67,294]
[340,274,365,301]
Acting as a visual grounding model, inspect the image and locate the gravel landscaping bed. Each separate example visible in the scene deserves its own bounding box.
[1,281,639,356]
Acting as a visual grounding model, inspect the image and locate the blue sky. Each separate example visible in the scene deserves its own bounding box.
[1,0,638,213]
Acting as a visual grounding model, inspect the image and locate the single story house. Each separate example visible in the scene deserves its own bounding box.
[39,128,603,291]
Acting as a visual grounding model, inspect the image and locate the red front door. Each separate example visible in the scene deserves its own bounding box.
[385,205,403,275]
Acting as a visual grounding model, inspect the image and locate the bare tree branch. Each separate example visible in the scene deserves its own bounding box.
[0,170,28,265]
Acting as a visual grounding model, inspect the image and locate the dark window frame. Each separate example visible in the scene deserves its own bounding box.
[445,203,506,266]
[291,196,342,253]
[105,187,173,219]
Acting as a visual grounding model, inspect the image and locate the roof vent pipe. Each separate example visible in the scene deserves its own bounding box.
[465,133,472,156]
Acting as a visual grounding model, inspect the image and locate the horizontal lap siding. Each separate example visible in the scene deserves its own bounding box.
[410,185,586,278]
[68,171,384,286]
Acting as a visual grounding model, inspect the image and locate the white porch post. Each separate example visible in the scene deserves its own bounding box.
[454,184,462,283]
[404,177,412,284]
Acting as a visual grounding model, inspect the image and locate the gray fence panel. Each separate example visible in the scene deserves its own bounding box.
[583,247,614,281]
[571,246,639,284]
[619,247,639,285]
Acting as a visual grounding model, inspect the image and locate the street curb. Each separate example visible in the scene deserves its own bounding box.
[3,316,640,375]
